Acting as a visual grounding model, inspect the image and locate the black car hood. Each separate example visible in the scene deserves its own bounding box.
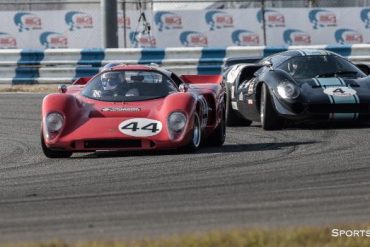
[296,77,364,88]
[291,76,370,106]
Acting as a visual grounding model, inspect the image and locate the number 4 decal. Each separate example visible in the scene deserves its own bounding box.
[119,118,163,137]
[323,87,357,97]
[333,88,345,94]
[120,122,139,131]
[141,123,160,133]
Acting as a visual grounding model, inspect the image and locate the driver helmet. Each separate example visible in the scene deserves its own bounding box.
[287,59,301,76]
[101,72,123,91]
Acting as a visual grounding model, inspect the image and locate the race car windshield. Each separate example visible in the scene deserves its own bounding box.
[277,55,365,79]
[81,70,178,102]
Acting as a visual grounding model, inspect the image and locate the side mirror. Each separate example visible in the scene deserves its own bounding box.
[179,83,189,92]
[58,84,67,93]
[262,60,273,68]
[356,64,370,75]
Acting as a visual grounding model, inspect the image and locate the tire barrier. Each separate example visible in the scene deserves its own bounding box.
[0,44,365,85]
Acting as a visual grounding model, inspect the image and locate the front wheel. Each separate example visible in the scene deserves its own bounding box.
[41,132,73,158]
[182,112,202,152]
[260,83,284,130]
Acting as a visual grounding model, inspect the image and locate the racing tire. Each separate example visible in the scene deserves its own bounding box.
[260,83,284,130]
[41,132,73,158]
[183,112,202,152]
[226,87,252,126]
[207,107,226,146]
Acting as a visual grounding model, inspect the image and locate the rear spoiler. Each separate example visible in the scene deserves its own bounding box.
[223,56,262,72]
[72,77,92,85]
[180,75,223,84]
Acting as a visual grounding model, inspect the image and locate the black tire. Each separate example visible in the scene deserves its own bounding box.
[226,87,252,126]
[182,112,202,152]
[41,132,73,158]
[207,106,226,146]
[260,83,284,130]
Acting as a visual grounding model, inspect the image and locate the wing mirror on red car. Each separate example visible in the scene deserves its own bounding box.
[58,84,67,93]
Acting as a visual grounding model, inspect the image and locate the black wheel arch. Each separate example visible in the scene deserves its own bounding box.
[255,68,293,114]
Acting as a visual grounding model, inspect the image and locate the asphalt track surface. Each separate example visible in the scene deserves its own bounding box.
[1,93,370,243]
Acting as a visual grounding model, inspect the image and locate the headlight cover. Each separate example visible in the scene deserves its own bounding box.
[46,112,64,132]
[168,112,187,133]
[277,81,300,99]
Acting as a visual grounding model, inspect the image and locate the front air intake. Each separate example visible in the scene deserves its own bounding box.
[84,139,142,149]
[308,104,370,114]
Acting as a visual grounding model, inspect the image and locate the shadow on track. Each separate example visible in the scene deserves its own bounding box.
[246,121,370,131]
[71,141,316,159]
[284,121,370,130]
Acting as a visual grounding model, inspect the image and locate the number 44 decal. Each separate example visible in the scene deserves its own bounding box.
[118,118,163,137]
[121,122,159,133]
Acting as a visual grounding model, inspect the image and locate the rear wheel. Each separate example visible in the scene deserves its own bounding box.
[226,87,252,126]
[207,107,226,146]
[260,83,284,130]
[41,132,72,158]
[183,112,201,152]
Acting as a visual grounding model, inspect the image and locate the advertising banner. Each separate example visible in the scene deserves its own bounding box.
[0,10,100,49]
[152,9,263,47]
[1,8,370,48]
[264,8,367,46]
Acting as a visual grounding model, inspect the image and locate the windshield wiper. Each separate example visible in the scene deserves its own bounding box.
[316,71,359,78]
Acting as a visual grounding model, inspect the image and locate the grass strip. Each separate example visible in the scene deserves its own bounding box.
[0,85,58,93]
[2,225,370,247]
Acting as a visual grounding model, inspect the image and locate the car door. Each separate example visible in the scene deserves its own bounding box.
[235,65,263,121]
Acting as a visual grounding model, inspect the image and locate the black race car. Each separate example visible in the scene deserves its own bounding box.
[224,49,370,130]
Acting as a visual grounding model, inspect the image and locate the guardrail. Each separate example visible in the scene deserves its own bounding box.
[0,44,368,85]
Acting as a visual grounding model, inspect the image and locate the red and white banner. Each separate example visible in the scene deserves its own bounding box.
[0,8,370,48]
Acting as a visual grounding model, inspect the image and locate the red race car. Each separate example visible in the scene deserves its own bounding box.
[41,64,226,158]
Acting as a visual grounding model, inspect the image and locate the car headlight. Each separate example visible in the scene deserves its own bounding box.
[277,81,300,99]
[168,112,187,133]
[45,112,64,132]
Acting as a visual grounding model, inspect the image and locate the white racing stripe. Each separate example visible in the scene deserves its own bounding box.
[315,77,359,120]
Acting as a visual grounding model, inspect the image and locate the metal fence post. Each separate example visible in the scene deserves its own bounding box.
[101,0,118,48]
[261,0,267,46]
[122,0,127,48]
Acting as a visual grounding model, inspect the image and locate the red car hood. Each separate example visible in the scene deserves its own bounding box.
[80,96,167,119]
